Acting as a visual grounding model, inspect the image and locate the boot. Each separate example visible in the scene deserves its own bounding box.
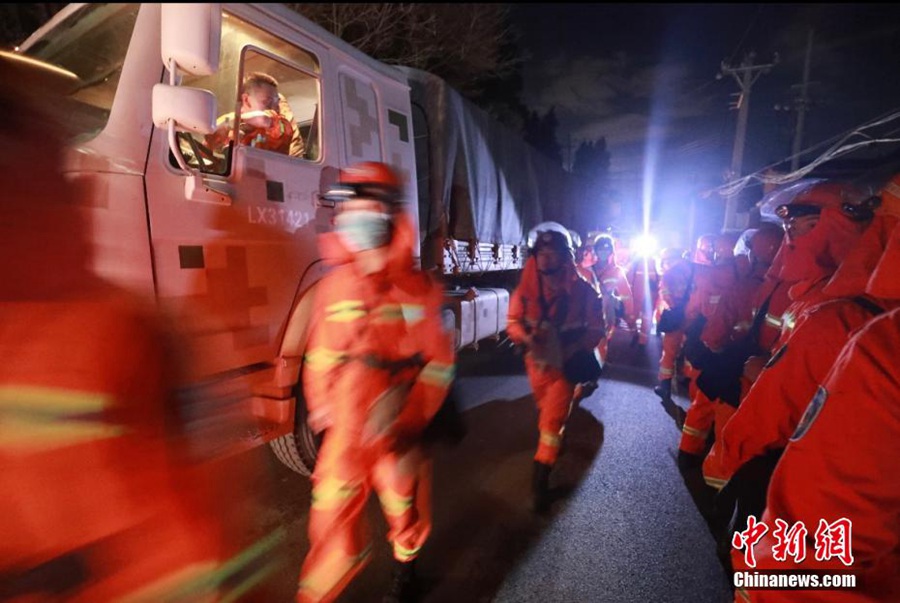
[383,559,417,603]
[532,461,552,514]
[653,378,672,401]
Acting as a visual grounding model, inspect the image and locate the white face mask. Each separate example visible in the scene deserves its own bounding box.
[334,209,392,251]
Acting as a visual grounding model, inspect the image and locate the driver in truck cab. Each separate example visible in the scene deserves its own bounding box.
[206,71,295,155]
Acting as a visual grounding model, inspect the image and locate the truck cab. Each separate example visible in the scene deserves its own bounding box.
[13,3,433,473]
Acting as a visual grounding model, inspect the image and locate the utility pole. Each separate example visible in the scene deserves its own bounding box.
[791,29,814,171]
[719,51,778,230]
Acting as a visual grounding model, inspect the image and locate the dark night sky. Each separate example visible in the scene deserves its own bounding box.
[509,3,900,233]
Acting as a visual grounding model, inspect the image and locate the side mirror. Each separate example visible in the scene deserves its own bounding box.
[161,3,221,76]
[152,84,217,134]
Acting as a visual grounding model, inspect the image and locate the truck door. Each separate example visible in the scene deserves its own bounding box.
[144,7,335,382]
[336,67,420,259]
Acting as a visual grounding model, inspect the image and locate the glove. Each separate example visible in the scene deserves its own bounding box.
[362,382,412,444]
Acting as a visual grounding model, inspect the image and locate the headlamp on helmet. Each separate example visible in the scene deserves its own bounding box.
[527,221,574,256]
[592,233,615,254]
[776,180,872,223]
[775,203,822,220]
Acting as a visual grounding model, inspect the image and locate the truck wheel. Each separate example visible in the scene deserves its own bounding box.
[269,426,319,477]
[269,389,321,476]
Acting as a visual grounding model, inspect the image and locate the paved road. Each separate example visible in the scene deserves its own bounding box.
[240,329,734,603]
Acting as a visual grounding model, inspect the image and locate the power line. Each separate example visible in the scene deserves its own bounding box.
[710,107,900,197]
[726,4,763,66]
[719,51,778,229]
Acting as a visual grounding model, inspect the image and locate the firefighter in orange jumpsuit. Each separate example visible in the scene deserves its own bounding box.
[742,181,871,380]
[507,223,604,513]
[653,247,693,408]
[653,248,686,329]
[576,239,603,292]
[685,224,784,491]
[732,308,900,602]
[296,162,455,603]
[0,57,256,602]
[207,71,294,154]
[591,233,634,363]
[627,249,660,347]
[676,233,742,461]
[717,181,891,508]
[693,182,872,565]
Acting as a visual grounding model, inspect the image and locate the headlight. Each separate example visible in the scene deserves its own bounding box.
[630,233,658,257]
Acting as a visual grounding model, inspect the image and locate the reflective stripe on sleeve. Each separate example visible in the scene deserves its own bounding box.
[681,424,709,439]
[325,300,366,322]
[372,304,404,324]
[304,347,348,372]
[418,361,455,388]
[765,313,783,329]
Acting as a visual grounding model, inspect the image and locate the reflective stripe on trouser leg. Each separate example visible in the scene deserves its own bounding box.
[679,388,715,455]
[702,402,737,490]
[527,360,575,465]
[298,433,372,603]
[658,331,684,382]
[372,447,432,563]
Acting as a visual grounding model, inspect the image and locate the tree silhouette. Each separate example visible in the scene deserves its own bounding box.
[572,138,611,182]
[572,138,613,230]
[288,4,522,102]
[523,106,563,166]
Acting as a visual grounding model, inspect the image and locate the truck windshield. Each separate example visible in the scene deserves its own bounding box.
[18,3,139,142]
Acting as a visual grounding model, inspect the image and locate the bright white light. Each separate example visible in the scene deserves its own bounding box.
[631,233,658,257]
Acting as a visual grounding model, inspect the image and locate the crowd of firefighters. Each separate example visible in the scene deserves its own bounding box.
[3,47,899,603]
[545,174,900,603]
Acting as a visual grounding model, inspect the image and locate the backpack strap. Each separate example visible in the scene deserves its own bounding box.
[851,296,886,317]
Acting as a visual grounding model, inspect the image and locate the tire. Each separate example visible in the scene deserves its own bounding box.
[269,426,319,477]
[269,384,321,476]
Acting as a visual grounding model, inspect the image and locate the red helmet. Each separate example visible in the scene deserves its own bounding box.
[693,233,717,265]
[882,173,900,204]
[334,161,403,203]
[657,247,686,274]
[747,222,783,267]
[713,232,739,264]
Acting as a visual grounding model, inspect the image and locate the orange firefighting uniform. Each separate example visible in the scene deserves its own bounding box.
[297,214,455,603]
[628,257,659,345]
[594,260,633,362]
[692,253,776,488]
[678,259,740,456]
[576,263,607,366]
[0,69,261,601]
[719,211,899,485]
[733,306,900,603]
[0,286,237,602]
[576,263,600,291]
[689,196,863,467]
[508,257,604,465]
[657,258,693,384]
[206,109,294,154]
